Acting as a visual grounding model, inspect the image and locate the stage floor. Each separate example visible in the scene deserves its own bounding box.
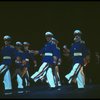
[0,84,100,98]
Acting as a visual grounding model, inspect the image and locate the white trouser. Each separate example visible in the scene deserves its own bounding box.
[65,63,85,88]
[31,62,49,82]
[76,68,85,88]
[0,64,12,90]
[17,70,30,88]
[31,62,55,88]
[25,71,30,87]
[46,67,55,88]
[40,71,46,81]
[17,74,23,89]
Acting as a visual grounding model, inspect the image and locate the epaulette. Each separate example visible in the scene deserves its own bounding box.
[19,50,23,53]
[29,50,34,53]
[51,41,55,44]
[57,47,60,50]
[80,40,85,44]
[10,45,15,48]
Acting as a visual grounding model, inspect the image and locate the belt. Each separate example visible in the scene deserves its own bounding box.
[3,56,11,59]
[25,58,29,61]
[74,53,82,56]
[44,53,53,56]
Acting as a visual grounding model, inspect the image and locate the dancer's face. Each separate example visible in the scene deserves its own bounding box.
[4,40,11,45]
[45,36,52,42]
[24,45,29,50]
[74,35,81,42]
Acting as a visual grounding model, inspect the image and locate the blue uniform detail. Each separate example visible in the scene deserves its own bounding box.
[0,45,16,66]
[55,47,61,59]
[24,50,35,68]
[39,41,57,64]
[70,41,88,65]
[14,49,25,68]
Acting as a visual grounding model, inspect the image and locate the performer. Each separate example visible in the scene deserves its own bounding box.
[12,41,25,89]
[62,45,70,57]
[31,32,57,88]
[61,45,73,84]
[0,35,16,94]
[65,29,88,89]
[23,42,37,87]
[51,38,61,87]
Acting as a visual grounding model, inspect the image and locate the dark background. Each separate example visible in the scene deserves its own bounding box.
[0,1,100,84]
[0,1,99,50]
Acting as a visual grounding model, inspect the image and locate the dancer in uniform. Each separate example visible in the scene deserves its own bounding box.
[65,30,88,89]
[31,32,57,88]
[12,41,25,90]
[23,42,37,88]
[0,35,16,94]
[51,38,61,87]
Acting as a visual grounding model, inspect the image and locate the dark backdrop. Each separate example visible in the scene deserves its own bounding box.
[0,1,100,84]
[0,1,99,50]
